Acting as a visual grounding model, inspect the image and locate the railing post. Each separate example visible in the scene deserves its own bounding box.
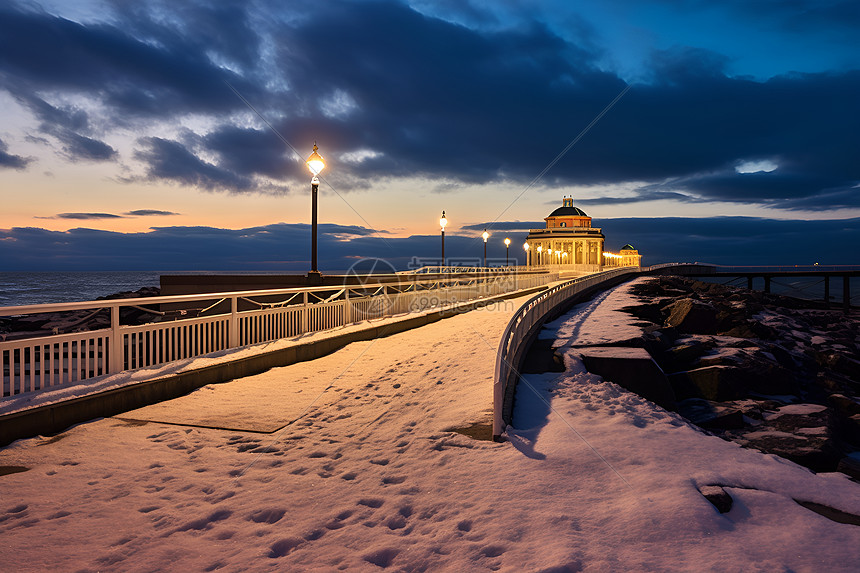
[345,289,351,323]
[109,304,122,373]
[302,291,309,333]
[229,296,239,348]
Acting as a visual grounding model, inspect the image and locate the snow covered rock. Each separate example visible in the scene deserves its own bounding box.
[576,346,676,410]
[698,485,733,513]
[664,298,718,334]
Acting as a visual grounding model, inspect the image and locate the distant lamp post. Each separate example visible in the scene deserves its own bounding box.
[482,230,490,267]
[537,245,543,265]
[548,248,553,266]
[504,237,511,266]
[439,211,448,267]
[523,242,530,266]
[305,143,326,282]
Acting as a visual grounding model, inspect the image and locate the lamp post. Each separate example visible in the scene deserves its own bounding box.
[504,237,511,266]
[537,245,542,266]
[523,242,530,267]
[548,248,553,266]
[439,211,447,268]
[482,230,489,268]
[306,143,326,283]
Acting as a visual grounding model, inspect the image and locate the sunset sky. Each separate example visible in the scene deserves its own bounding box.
[1,0,858,270]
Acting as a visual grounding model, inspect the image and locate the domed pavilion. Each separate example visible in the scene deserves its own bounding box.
[524,197,641,269]
[524,197,605,270]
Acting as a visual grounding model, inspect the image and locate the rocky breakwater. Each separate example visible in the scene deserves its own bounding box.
[0,287,161,341]
[619,276,860,479]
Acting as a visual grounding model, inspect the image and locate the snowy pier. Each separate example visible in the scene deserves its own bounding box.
[1,274,859,571]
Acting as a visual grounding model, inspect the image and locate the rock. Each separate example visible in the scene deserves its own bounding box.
[669,366,746,401]
[720,323,758,338]
[738,428,841,472]
[699,485,733,513]
[577,347,677,410]
[837,455,860,480]
[664,299,718,335]
[521,338,565,374]
[619,303,664,325]
[676,399,746,430]
[828,394,860,417]
[829,355,860,381]
[641,329,676,355]
[658,339,715,372]
[844,414,860,445]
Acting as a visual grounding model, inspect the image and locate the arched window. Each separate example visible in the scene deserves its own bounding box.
[560,222,567,227]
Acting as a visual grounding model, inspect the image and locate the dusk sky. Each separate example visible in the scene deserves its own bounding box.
[1,0,858,271]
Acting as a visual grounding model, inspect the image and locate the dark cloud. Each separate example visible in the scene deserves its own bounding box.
[203,126,300,182]
[133,137,261,193]
[2,217,856,271]
[0,4,260,117]
[0,0,856,210]
[125,209,180,216]
[54,213,125,220]
[15,94,117,161]
[0,137,31,169]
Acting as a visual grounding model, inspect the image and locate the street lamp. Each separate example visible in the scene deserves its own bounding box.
[439,211,448,268]
[482,230,489,268]
[537,245,542,265]
[305,143,326,282]
[523,242,530,267]
[504,237,511,266]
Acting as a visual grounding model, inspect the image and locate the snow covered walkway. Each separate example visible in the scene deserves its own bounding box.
[1,282,859,571]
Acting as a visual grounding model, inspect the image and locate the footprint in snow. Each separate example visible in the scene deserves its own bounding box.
[248,508,286,524]
[358,498,384,508]
[268,538,303,558]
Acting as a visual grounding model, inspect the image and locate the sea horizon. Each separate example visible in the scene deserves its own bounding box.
[0,268,856,309]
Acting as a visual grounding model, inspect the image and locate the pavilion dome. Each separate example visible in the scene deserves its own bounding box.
[548,205,589,218]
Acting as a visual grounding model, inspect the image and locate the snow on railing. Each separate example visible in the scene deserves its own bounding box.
[0,271,559,399]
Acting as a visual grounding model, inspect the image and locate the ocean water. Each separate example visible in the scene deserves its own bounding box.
[0,271,164,307]
[0,271,316,308]
[693,275,859,307]
[0,270,857,309]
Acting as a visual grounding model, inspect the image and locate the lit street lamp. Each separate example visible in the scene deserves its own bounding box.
[482,230,489,268]
[523,242,530,266]
[537,245,542,265]
[305,143,326,283]
[439,211,447,267]
[504,237,511,266]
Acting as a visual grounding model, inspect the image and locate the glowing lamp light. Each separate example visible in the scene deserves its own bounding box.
[440,211,448,230]
[306,143,326,176]
[523,242,529,251]
[504,238,511,247]
[482,230,489,242]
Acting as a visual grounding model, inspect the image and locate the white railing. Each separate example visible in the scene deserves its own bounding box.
[491,263,705,438]
[492,266,640,439]
[1,271,559,399]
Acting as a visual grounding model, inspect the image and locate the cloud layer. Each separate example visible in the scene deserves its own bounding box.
[2,217,856,271]
[0,0,856,212]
